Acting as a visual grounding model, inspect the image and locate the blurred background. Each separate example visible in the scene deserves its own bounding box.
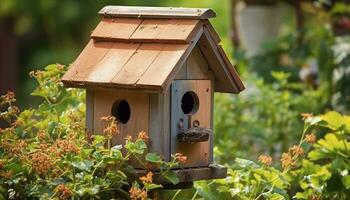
[1,0,350,163]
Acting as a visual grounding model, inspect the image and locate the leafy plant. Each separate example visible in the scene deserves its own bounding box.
[0,64,184,200]
[194,111,350,199]
[214,72,323,164]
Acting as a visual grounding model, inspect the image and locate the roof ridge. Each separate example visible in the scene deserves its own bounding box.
[99,6,216,19]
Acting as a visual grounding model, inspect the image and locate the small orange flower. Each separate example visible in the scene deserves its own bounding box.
[289,145,304,156]
[101,116,119,137]
[137,131,149,141]
[56,184,72,199]
[125,135,132,141]
[175,153,187,163]
[258,155,272,166]
[129,186,148,200]
[305,133,316,144]
[281,153,294,170]
[139,171,153,184]
[301,113,313,120]
[31,151,54,175]
[37,130,46,140]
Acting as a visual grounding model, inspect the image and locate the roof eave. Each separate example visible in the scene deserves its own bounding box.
[98,6,216,19]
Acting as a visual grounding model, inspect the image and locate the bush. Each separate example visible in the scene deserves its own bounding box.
[0,64,184,199]
[196,111,350,199]
[214,71,323,164]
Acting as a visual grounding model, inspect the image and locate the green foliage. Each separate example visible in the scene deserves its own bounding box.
[0,64,182,199]
[214,72,323,164]
[192,111,350,199]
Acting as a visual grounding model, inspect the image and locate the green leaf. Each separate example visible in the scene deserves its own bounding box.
[146,153,162,163]
[71,160,93,171]
[163,171,179,185]
[342,175,350,189]
[321,111,343,130]
[4,162,22,174]
[144,183,162,190]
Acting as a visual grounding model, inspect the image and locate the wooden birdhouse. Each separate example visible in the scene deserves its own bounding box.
[61,6,244,183]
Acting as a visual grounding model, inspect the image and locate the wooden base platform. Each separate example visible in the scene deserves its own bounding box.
[131,164,227,189]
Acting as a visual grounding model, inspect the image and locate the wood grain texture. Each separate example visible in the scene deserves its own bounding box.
[186,46,210,79]
[91,18,142,41]
[171,80,212,167]
[99,6,216,19]
[203,20,221,43]
[112,43,164,85]
[197,30,240,93]
[61,40,113,83]
[86,89,94,135]
[93,89,149,145]
[137,44,189,88]
[130,19,200,43]
[217,45,245,91]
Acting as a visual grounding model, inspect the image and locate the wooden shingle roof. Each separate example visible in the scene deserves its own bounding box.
[62,6,244,93]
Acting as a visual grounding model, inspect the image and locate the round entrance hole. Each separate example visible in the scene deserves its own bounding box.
[111,99,131,124]
[181,91,199,115]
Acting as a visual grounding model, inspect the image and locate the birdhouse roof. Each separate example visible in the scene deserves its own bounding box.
[61,6,244,93]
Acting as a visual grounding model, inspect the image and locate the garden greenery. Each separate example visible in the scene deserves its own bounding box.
[0,64,349,199]
[0,64,185,200]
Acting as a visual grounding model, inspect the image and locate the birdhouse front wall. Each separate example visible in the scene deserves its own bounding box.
[90,88,150,145]
[171,46,214,167]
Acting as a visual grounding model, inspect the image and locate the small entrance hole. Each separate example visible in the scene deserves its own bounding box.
[111,100,131,124]
[181,91,199,115]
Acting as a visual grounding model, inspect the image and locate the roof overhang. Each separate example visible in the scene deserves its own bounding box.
[61,6,244,94]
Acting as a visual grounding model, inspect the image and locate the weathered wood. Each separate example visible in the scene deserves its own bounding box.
[86,89,94,135]
[112,43,164,85]
[131,165,227,185]
[186,46,211,79]
[61,12,244,95]
[87,42,140,83]
[149,93,170,161]
[171,80,211,167]
[61,40,113,83]
[93,89,149,147]
[203,20,221,43]
[197,29,243,93]
[217,45,245,91]
[136,44,189,89]
[91,18,143,41]
[177,127,212,143]
[99,6,216,19]
[158,27,204,91]
[130,19,200,43]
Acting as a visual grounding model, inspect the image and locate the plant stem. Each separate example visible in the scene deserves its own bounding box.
[171,189,181,200]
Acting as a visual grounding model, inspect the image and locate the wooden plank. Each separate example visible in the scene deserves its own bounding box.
[162,88,171,161]
[186,46,211,79]
[203,20,221,44]
[99,6,216,19]
[112,43,164,85]
[149,94,163,158]
[61,40,113,83]
[91,18,143,41]
[171,80,212,167]
[86,42,140,83]
[86,89,94,136]
[136,44,189,88]
[217,45,245,92]
[132,165,227,185]
[130,19,199,43]
[198,29,239,93]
